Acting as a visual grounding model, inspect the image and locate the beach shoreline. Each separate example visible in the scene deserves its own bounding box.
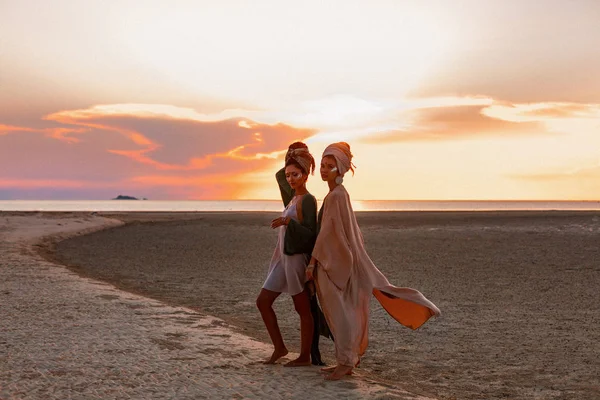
[1,212,430,399]
[12,210,597,399]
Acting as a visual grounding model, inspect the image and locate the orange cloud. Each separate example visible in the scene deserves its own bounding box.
[129,173,254,199]
[482,102,600,122]
[43,106,315,170]
[520,104,598,119]
[0,124,35,135]
[359,104,544,144]
[0,104,316,199]
[0,123,86,143]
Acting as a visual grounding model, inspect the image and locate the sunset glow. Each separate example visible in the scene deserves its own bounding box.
[1,0,599,200]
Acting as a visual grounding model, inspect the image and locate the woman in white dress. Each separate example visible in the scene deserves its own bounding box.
[257,147,318,367]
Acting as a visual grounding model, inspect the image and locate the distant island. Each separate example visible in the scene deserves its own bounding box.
[112,195,147,200]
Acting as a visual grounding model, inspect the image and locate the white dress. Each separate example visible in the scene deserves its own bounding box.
[262,196,310,296]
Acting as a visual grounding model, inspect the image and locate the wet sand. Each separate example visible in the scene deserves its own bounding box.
[47,211,600,399]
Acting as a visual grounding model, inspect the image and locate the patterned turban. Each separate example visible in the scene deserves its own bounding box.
[287,148,314,175]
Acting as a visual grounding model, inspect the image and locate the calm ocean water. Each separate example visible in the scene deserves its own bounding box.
[1,200,599,212]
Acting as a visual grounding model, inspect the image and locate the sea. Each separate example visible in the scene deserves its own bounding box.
[1,200,599,212]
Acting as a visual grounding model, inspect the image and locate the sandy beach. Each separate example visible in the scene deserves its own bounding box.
[1,212,426,400]
[50,210,600,399]
[3,211,600,399]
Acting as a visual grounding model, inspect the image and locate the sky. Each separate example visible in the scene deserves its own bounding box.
[1,0,599,201]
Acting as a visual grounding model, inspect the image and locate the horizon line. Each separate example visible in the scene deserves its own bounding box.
[1,199,600,202]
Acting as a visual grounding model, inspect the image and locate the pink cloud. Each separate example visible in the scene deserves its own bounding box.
[0,105,315,199]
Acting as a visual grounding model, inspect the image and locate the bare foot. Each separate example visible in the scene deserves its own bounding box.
[320,366,353,375]
[284,356,311,367]
[325,365,353,380]
[263,348,289,364]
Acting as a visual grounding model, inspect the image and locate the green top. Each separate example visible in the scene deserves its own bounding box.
[275,168,318,255]
[317,205,324,235]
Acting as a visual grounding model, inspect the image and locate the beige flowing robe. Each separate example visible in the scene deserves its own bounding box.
[312,185,441,367]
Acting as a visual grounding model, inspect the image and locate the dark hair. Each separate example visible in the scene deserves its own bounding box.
[288,141,308,151]
[285,141,308,162]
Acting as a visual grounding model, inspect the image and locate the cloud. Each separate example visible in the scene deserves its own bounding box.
[45,105,315,169]
[414,60,600,105]
[410,3,600,105]
[0,104,316,199]
[352,98,600,144]
[0,123,87,143]
[358,104,544,144]
[482,102,600,122]
[5,98,597,200]
[0,130,149,182]
[128,173,256,200]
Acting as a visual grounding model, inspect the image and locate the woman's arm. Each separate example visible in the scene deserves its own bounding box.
[275,167,294,207]
[306,256,318,280]
[310,190,354,290]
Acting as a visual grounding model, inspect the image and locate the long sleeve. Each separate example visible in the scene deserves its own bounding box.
[316,188,440,330]
[311,189,354,291]
[284,194,318,255]
[275,168,294,207]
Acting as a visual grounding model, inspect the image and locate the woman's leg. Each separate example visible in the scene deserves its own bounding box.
[309,294,325,365]
[256,288,288,364]
[314,273,367,380]
[284,288,314,367]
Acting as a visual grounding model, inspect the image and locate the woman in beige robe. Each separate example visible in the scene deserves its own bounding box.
[307,142,441,380]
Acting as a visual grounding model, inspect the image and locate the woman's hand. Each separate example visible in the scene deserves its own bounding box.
[306,263,315,280]
[270,216,290,229]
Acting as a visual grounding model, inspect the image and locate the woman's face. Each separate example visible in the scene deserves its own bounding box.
[320,156,338,182]
[285,164,307,189]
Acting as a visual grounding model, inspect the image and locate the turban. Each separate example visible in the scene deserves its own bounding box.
[288,148,314,175]
[322,142,354,176]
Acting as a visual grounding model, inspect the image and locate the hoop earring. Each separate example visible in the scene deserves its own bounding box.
[335,176,343,185]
